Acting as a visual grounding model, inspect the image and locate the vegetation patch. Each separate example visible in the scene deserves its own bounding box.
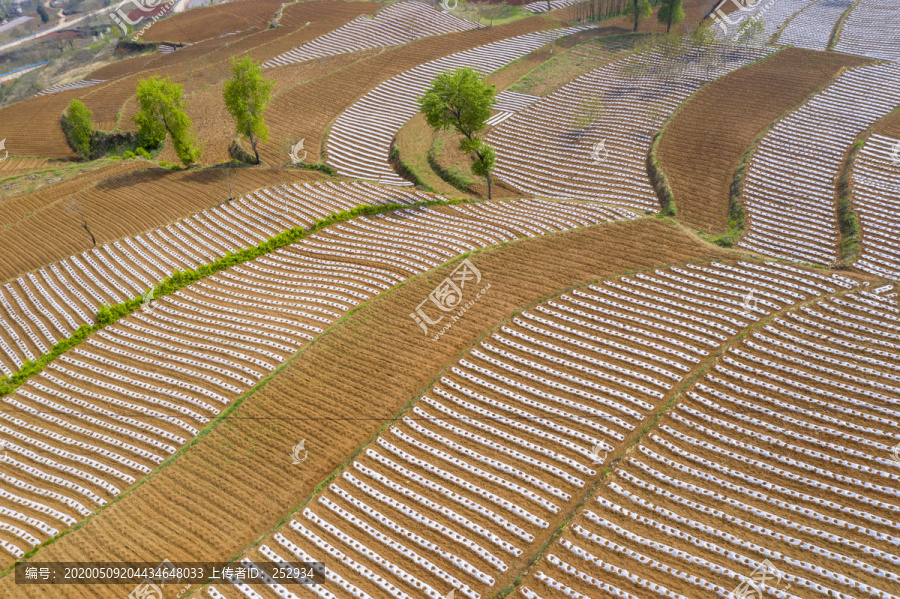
[0,197,461,407]
[835,139,863,266]
[648,130,677,216]
[428,130,477,192]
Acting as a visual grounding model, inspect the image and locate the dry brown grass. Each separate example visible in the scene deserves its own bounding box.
[657,47,871,235]
[0,217,731,598]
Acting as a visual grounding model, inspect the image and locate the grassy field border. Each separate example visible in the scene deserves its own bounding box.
[0,196,471,404]
[834,103,900,267]
[828,0,863,50]
[651,47,785,225]
[836,138,864,266]
[703,57,859,248]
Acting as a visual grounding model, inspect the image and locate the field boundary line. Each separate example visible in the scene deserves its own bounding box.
[190,214,675,587]
[770,0,812,44]
[650,46,785,221]
[493,273,871,598]
[717,58,865,250]
[190,240,781,598]
[0,195,473,415]
[828,0,863,50]
[834,102,900,269]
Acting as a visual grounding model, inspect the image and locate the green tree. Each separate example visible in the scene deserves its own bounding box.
[133,76,201,165]
[622,0,651,32]
[657,0,684,33]
[222,56,275,165]
[418,67,497,199]
[65,98,93,159]
[36,4,49,23]
[734,17,764,45]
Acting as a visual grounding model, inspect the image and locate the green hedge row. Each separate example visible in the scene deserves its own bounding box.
[0,198,456,400]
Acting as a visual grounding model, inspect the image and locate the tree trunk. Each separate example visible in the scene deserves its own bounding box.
[249,133,260,165]
[632,0,639,31]
[486,173,493,200]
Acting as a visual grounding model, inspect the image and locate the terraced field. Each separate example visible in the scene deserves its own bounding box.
[0,217,730,598]
[519,284,900,599]
[657,47,869,234]
[486,42,772,211]
[3,1,900,598]
[0,183,635,566]
[0,166,327,284]
[738,61,900,265]
[205,261,867,599]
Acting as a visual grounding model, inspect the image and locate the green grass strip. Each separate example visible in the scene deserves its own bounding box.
[2,203,644,580]
[0,197,466,402]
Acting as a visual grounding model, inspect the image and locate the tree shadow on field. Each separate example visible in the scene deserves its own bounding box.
[91,166,222,193]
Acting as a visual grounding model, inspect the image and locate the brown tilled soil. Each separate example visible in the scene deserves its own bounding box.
[875,105,900,138]
[0,218,732,598]
[0,165,325,284]
[0,1,380,161]
[0,157,52,179]
[657,47,871,235]
[139,0,285,43]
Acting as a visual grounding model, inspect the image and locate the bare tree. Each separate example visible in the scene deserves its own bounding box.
[69,203,97,246]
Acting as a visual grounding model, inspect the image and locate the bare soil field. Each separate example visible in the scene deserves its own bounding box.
[657,47,871,235]
[0,165,324,284]
[0,217,731,598]
[139,0,285,43]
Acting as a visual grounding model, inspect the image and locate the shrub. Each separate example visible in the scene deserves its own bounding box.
[64,99,93,159]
